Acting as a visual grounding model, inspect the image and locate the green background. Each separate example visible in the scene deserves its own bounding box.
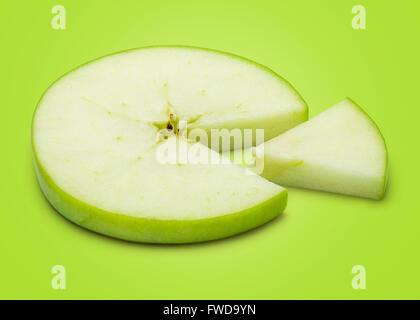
[1,0,419,299]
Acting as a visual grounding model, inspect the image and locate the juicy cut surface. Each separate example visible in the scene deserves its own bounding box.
[32,47,303,220]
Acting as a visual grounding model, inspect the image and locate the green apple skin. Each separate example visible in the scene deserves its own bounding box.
[347,98,389,199]
[33,150,287,243]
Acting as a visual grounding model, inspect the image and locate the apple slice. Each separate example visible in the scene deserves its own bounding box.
[260,99,388,199]
[31,46,304,243]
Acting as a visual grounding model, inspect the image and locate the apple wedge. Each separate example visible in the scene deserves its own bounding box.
[260,99,388,199]
[32,46,306,243]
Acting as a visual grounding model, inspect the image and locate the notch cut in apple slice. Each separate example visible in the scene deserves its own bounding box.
[259,99,388,199]
[32,46,305,243]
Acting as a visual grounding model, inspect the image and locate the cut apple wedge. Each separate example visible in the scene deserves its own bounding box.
[31,46,305,243]
[259,99,388,199]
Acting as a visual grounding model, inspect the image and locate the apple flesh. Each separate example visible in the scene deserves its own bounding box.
[32,46,306,243]
[260,99,388,199]
[34,136,287,243]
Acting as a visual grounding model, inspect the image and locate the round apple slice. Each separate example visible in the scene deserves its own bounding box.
[32,46,304,243]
